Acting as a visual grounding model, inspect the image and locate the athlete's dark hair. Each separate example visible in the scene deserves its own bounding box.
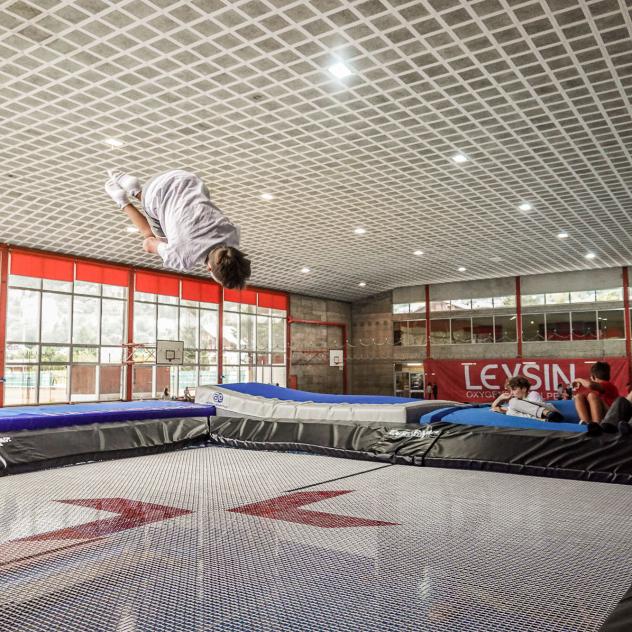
[209,246,251,289]
[590,361,611,381]
[507,376,531,391]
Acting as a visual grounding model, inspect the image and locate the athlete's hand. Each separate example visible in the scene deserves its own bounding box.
[108,170,142,198]
[104,177,129,208]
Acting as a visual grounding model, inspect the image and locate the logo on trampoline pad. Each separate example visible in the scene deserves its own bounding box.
[387,426,439,440]
[212,392,224,404]
[0,436,11,445]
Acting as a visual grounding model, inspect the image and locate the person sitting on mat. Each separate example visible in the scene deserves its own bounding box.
[104,169,251,289]
[491,376,562,421]
[600,390,632,434]
[573,361,619,427]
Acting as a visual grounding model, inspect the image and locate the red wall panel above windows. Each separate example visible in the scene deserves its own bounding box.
[135,271,179,297]
[76,261,128,287]
[258,291,288,311]
[10,251,74,282]
[224,288,257,305]
[181,278,221,304]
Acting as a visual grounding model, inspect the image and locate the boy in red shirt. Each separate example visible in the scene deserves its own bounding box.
[573,361,619,427]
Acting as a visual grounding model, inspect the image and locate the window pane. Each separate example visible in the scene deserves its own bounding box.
[271,318,285,352]
[43,279,72,293]
[224,301,240,312]
[4,365,37,405]
[571,311,597,340]
[132,365,153,399]
[39,365,69,403]
[494,316,517,342]
[155,366,176,398]
[257,317,271,351]
[240,303,256,314]
[99,365,123,400]
[410,302,425,313]
[41,345,70,362]
[103,285,126,299]
[184,349,197,364]
[134,302,156,344]
[271,309,286,318]
[271,352,285,365]
[451,299,471,311]
[429,319,450,344]
[393,322,404,346]
[72,295,99,344]
[178,366,197,396]
[570,290,595,304]
[257,353,271,365]
[73,347,98,362]
[179,307,198,348]
[522,294,545,306]
[101,347,123,364]
[74,281,100,295]
[255,365,271,383]
[223,311,239,350]
[393,303,410,314]
[41,293,72,343]
[598,310,625,339]
[596,288,623,302]
[430,300,451,312]
[223,351,240,365]
[9,274,41,289]
[546,312,571,341]
[494,295,516,308]
[5,343,39,363]
[198,366,218,386]
[472,297,493,310]
[545,292,570,305]
[200,309,218,350]
[522,314,545,341]
[199,350,217,365]
[451,318,472,343]
[70,365,97,402]
[403,321,425,345]
[133,346,155,363]
[7,289,40,342]
[240,314,256,350]
[102,299,125,345]
[272,366,286,387]
[223,365,239,383]
[472,317,494,343]
[241,365,256,382]
[135,291,156,302]
[158,304,178,340]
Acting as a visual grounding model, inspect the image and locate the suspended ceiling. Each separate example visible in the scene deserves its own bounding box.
[1,0,631,301]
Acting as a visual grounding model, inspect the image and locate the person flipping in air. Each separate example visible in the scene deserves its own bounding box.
[104,170,251,289]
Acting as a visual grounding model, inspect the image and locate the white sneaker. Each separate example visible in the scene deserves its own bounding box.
[107,170,142,197]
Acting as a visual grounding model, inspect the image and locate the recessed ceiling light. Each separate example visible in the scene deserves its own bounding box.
[260,192,274,201]
[104,138,124,148]
[458,266,467,272]
[519,202,532,212]
[585,252,596,260]
[557,231,569,239]
[328,62,352,78]
[413,250,423,256]
[126,226,139,233]
[354,227,366,235]
[358,282,366,287]
[451,153,468,163]
[301,266,311,273]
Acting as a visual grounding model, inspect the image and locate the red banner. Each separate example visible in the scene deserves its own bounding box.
[424,356,630,403]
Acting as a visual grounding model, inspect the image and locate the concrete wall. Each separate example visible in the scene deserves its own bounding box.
[288,294,352,394]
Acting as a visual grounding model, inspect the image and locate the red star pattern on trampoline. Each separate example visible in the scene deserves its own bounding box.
[228,490,399,528]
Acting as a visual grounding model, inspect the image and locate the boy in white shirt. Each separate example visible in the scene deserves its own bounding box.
[491,376,562,421]
[104,170,251,289]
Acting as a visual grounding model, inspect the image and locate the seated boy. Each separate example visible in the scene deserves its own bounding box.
[104,170,251,289]
[491,376,562,421]
[573,361,619,426]
[599,390,632,434]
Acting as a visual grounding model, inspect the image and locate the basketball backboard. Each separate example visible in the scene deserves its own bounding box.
[156,340,184,365]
